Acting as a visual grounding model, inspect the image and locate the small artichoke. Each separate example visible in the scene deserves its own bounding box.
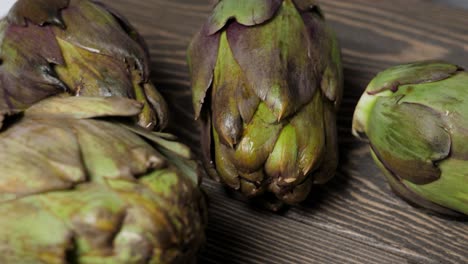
[0,96,207,263]
[188,0,343,206]
[352,61,468,217]
[0,0,167,130]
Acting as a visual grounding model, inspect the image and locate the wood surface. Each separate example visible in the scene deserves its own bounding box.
[102,0,468,263]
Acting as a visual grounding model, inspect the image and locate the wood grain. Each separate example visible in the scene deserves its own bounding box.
[102,0,468,263]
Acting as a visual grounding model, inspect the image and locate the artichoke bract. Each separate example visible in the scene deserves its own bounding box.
[188,0,343,206]
[0,96,207,263]
[352,61,468,217]
[0,0,168,130]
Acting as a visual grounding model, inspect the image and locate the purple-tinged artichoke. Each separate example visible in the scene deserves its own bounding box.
[0,0,167,130]
[188,0,343,207]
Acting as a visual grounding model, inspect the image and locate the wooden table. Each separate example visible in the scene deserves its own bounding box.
[102,0,467,263]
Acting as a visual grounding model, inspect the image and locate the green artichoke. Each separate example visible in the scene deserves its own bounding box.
[352,61,468,217]
[0,96,207,263]
[0,0,167,130]
[188,0,343,206]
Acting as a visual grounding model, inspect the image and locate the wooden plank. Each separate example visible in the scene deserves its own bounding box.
[101,0,468,263]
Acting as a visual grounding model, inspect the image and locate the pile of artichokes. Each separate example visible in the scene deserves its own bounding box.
[0,0,206,262]
[0,0,466,262]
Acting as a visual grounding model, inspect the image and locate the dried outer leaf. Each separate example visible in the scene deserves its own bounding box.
[365,61,460,95]
[368,97,451,185]
[370,149,465,217]
[187,24,220,119]
[206,0,282,35]
[54,0,149,78]
[226,0,318,120]
[234,103,283,173]
[0,22,67,113]
[25,96,143,119]
[7,0,69,27]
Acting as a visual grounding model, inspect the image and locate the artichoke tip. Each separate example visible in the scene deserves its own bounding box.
[352,89,393,139]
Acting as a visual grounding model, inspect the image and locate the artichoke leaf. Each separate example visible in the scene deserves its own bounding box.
[212,33,244,147]
[226,0,318,120]
[7,0,69,27]
[187,25,220,119]
[366,61,460,95]
[53,0,148,75]
[206,0,282,35]
[234,103,283,173]
[25,96,143,119]
[368,98,451,185]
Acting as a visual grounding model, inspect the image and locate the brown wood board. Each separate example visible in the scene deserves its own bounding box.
[101,0,468,263]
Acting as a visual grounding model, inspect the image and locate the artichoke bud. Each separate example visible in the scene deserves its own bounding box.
[188,0,343,206]
[0,0,168,130]
[0,96,207,263]
[352,61,467,217]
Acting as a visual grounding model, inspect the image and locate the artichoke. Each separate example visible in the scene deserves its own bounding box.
[0,0,167,130]
[188,0,343,206]
[352,61,468,217]
[0,96,207,263]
